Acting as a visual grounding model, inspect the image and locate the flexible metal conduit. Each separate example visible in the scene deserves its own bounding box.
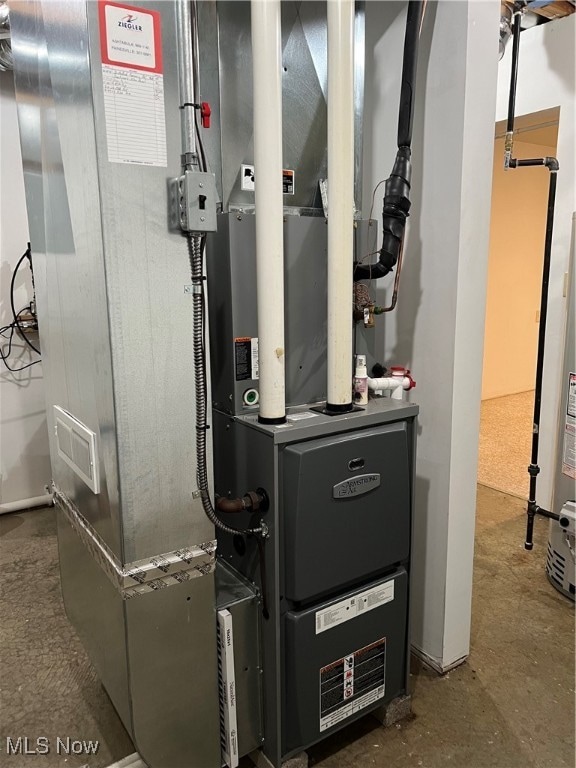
[326,0,355,413]
[179,0,264,537]
[251,0,286,424]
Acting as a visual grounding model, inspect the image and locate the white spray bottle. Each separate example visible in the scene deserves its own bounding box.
[353,354,368,406]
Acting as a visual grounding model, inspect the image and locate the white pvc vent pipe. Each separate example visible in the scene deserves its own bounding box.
[327,0,355,411]
[251,0,286,423]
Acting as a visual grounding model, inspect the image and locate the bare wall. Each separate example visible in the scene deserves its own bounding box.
[361,0,499,670]
[0,71,51,506]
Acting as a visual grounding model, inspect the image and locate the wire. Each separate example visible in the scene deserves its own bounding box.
[188,234,263,538]
[354,180,385,267]
[10,246,40,355]
[194,109,208,173]
[368,178,386,223]
[0,307,41,373]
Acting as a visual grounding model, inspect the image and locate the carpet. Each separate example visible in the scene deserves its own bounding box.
[478,390,534,499]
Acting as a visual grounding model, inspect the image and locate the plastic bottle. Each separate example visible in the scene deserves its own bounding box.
[353,354,368,405]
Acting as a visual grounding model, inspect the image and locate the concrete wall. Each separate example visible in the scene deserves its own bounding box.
[0,71,51,507]
[482,136,557,401]
[361,0,499,670]
[496,16,575,508]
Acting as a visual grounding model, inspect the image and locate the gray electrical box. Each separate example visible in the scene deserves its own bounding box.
[179,170,218,233]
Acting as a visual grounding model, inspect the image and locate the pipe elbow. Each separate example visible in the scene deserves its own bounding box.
[545,157,559,172]
[215,488,269,514]
[216,496,246,514]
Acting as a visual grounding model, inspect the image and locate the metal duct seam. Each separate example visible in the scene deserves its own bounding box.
[52,486,216,599]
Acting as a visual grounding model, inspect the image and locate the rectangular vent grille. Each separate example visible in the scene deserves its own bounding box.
[54,406,100,494]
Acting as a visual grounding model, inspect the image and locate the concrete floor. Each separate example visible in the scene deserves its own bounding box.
[0,486,573,768]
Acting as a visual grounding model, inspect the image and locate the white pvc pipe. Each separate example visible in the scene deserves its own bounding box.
[327,0,355,409]
[0,493,54,515]
[367,376,413,401]
[251,0,286,422]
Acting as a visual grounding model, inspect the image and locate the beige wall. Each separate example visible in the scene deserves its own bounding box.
[482,136,557,400]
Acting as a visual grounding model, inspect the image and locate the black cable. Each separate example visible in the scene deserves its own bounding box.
[354,0,424,282]
[194,109,208,173]
[0,312,41,373]
[252,533,270,620]
[397,0,424,149]
[1,305,41,369]
[10,247,40,355]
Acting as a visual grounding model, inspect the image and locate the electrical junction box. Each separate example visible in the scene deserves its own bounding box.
[179,170,218,233]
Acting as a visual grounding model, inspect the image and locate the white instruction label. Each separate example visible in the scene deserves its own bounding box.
[568,372,576,419]
[251,338,259,380]
[99,3,167,167]
[563,373,576,479]
[287,412,319,422]
[315,580,394,635]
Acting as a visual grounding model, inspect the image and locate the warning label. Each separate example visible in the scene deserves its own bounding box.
[563,373,576,479]
[319,638,386,732]
[234,337,259,381]
[283,169,295,195]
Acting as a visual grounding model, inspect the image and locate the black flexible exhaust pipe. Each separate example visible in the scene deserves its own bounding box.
[354,0,424,281]
[504,3,560,549]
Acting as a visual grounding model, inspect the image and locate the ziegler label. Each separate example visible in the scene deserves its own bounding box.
[333,473,380,499]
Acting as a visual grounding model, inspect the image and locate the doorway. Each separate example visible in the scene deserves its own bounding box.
[478,110,559,500]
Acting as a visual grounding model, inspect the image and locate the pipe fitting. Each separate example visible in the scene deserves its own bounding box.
[216,488,269,515]
[367,367,415,401]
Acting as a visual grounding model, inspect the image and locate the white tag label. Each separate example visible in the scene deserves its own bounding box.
[287,412,319,422]
[102,66,167,166]
[250,337,259,380]
[315,580,394,635]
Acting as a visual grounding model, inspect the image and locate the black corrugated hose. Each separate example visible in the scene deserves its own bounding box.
[354,0,424,281]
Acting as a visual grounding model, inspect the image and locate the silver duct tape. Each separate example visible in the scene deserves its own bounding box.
[52,485,216,599]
